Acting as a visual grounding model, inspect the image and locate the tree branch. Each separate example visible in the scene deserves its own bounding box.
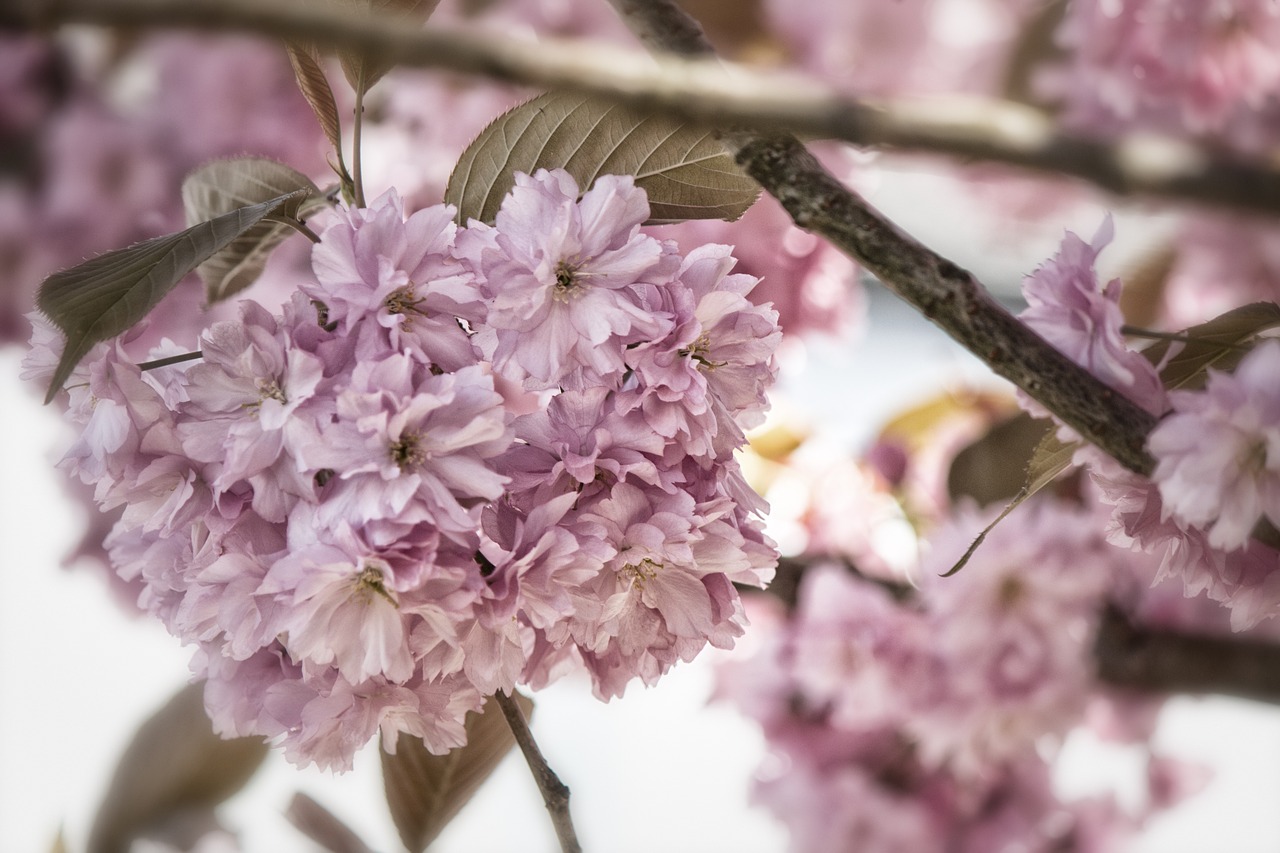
[1095,605,1280,704]
[6,0,1280,219]
[495,691,581,853]
[763,559,1280,704]
[602,0,1157,474]
[7,0,1167,471]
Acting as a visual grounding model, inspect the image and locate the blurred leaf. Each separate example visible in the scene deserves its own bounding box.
[87,682,268,853]
[673,0,783,61]
[335,0,442,93]
[445,92,760,225]
[999,0,1067,107]
[286,793,376,853]
[944,430,1078,577]
[877,389,1013,455]
[456,0,501,15]
[382,693,533,852]
[38,188,309,403]
[286,43,348,169]
[947,412,1052,507]
[1140,302,1280,392]
[47,828,68,853]
[182,157,323,303]
[748,420,808,463]
[1118,243,1175,330]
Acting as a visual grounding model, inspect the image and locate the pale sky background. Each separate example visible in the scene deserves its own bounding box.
[4,166,1280,853]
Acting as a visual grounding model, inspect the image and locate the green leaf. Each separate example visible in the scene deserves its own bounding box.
[335,0,441,93]
[182,157,323,304]
[943,430,1078,577]
[86,682,268,853]
[1140,302,1280,391]
[445,92,760,226]
[37,188,309,403]
[381,693,533,852]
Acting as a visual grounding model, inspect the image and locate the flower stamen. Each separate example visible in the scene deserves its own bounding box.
[622,557,662,589]
[354,562,399,608]
[390,431,426,470]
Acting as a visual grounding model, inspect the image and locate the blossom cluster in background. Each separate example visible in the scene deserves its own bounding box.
[24,169,779,770]
[718,499,1191,852]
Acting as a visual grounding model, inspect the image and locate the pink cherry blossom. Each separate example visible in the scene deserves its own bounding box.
[1150,340,1280,550]
[1020,216,1166,418]
[465,169,675,387]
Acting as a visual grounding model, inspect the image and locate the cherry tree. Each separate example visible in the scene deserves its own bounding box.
[6,0,1280,850]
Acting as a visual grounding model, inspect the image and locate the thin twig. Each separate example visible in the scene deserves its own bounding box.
[137,350,203,371]
[6,0,1280,218]
[495,691,581,853]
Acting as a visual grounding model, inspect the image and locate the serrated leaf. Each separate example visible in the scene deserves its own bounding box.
[445,92,760,226]
[286,42,347,164]
[381,692,533,852]
[286,793,375,853]
[1140,302,1280,392]
[944,430,1078,577]
[335,0,441,93]
[86,682,268,853]
[37,188,309,403]
[182,157,323,303]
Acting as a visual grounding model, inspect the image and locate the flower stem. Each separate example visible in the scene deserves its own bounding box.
[495,691,582,853]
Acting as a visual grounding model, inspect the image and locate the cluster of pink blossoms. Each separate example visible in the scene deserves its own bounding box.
[1019,218,1280,629]
[26,169,779,769]
[718,499,1177,852]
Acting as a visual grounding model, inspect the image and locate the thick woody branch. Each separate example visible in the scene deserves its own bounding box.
[604,0,1157,474]
[1095,605,1280,704]
[764,563,1280,704]
[5,0,1280,219]
[727,132,1157,472]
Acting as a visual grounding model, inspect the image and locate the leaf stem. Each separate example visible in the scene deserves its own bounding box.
[269,214,323,244]
[495,691,581,853]
[352,75,367,209]
[137,350,203,371]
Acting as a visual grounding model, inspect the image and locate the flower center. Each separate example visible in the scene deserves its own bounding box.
[997,574,1024,609]
[384,284,427,325]
[1241,438,1269,474]
[552,261,585,302]
[243,377,286,414]
[622,557,662,589]
[257,377,286,403]
[355,562,399,607]
[391,431,426,470]
[680,333,723,371]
